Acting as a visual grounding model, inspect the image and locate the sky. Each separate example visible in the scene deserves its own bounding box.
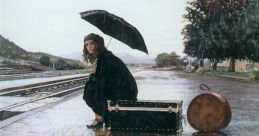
[1,0,189,58]
[0,0,2,34]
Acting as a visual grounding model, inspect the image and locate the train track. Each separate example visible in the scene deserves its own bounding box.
[0,75,88,94]
[0,76,88,96]
[0,75,89,128]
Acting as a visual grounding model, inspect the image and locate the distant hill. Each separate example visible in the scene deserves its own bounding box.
[0,35,29,60]
[61,52,156,65]
[0,35,85,69]
[115,53,156,65]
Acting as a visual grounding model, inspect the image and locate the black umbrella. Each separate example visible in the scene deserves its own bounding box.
[80,10,148,54]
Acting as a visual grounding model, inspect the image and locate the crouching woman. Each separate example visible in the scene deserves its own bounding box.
[82,33,138,128]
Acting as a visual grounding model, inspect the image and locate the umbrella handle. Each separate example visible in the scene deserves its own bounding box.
[106,37,113,48]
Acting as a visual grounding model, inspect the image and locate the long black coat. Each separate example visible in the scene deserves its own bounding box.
[83,50,138,117]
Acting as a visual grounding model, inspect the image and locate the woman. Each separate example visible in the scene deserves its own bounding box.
[82,33,138,128]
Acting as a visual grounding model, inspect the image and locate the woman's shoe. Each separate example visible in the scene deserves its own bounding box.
[86,119,104,129]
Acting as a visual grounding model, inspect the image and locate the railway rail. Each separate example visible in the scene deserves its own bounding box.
[0,75,88,94]
[0,75,89,128]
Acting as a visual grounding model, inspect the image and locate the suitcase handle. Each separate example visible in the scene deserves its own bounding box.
[200,83,211,92]
[107,100,180,113]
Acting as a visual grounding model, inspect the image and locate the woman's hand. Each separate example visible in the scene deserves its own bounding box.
[89,73,97,83]
[91,64,96,74]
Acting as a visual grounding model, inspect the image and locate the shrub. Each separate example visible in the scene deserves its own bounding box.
[251,70,259,79]
[195,67,212,74]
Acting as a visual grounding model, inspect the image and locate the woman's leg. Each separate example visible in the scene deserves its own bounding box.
[95,113,103,121]
[86,113,104,128]
[84,80,105,128]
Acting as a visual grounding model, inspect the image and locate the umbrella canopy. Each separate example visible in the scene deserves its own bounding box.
[80,10,148,54]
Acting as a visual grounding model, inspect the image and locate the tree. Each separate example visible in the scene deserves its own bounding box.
[182,0,225,70]
[155,52,180,67]
[55,58,67,70]
[182,0,259,72]
[39,55,51,66]
[241,0,259,61]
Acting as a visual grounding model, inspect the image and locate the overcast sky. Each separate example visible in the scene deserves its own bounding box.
[1,0,188,57]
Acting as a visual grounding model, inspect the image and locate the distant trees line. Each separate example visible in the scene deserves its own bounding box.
[155,52,182,67]
[39,55,84,70]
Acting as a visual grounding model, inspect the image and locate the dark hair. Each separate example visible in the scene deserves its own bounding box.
[83,33,106,64]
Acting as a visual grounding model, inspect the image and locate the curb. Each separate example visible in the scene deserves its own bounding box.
[215,74,253,82]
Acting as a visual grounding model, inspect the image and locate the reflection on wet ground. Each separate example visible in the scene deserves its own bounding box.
[1,69,259,136]
[132,70,259,136]
[37,69,256,136]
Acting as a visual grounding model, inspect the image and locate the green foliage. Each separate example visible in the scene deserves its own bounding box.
[55,58,67,70]
[195,67,212,74]
[251,70,259,79]
[2,60,17,65]
[65,61,85,70]
[0,35,28,59]
[0,35,85,70]
[242,0,259,60]
[54,58,85,70]
[174,66,184,71]
[155,52,180,67]
[39,55,51,66]
[182,0,259,72]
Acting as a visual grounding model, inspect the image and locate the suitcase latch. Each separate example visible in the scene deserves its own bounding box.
[168,106,173,113]
[115,103,120,112]
[107,100,120,112]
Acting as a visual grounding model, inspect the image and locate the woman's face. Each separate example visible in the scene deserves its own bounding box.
[85,40,97,55]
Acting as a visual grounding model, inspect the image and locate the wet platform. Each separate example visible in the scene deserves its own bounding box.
[0,96,34,108]
[0,94,94,136]
[0,97,61,110]
[1,70,259,136]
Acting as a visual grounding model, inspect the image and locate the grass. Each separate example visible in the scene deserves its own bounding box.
[213,71,250,78]
[0,77,16,81]
[207,70,259,81]
[146,65,259,80]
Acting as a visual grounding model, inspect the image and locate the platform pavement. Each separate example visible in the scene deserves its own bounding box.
[0,94,99,136]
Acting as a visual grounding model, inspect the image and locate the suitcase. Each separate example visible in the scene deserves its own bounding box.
[106,100,183,134]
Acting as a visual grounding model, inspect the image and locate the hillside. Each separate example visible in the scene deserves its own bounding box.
[0,35,85,70]
[61,52,156,65]
[0,35,29,60]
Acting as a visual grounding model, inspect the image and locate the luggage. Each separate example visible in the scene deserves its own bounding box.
[187,83,232,132]
[106,100,183,134]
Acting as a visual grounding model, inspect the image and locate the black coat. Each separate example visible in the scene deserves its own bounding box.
[83,50,138,117]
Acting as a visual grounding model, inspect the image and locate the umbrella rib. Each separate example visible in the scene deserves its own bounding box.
[106,37,113,48]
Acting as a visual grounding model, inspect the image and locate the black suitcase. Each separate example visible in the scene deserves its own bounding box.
[106,100,183,134]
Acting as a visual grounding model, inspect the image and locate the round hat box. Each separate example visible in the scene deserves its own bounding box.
[187,83,231,132]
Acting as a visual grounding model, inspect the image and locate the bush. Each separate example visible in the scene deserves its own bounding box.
[186,65,194,72]
[195,67,212,74]
[174,66,184,71]
[2,60,17,65]
[251,70,259,79]
[39,56,51,66]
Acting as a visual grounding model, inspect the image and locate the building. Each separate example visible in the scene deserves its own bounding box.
[217,60,259,72]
